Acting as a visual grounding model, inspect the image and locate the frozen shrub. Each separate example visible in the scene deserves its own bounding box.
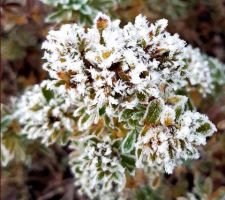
[1,13,218,199]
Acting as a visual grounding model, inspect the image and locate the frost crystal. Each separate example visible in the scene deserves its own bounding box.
[184,46,214,96]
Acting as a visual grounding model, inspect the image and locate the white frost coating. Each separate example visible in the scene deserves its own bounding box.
[69,137,126,200]
[42,13,187,117]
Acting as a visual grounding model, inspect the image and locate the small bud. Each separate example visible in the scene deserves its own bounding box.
[96,17,108,30]
[95,13,110,30]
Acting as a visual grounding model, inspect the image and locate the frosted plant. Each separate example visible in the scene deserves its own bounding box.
[40,0,117,24]
[37,14,215,198]
[69,136,126,199]
[2,13,218,199]
[41,13,216,198]
[185,46,214,96]
[15,83,77,145]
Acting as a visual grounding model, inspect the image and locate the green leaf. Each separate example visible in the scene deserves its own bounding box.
[46,9,68,23]
[128,118,138,128]
[42,88,54,102]
[79,5,92,15]
[81,114,90,124]
[121,154,136,173]
[186,98,195,111]
[122,129,137,154]
[112,139,122,149]
[99,106,106,116]
[166,95,186,105]
[55,80,65,87]
[175,106,182,119]
[120,109,134,121]
[196,123,211,133]
[144,99,162,125]
[31,104,42,111]
[79,14,93,25]
[98,171,104,180]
